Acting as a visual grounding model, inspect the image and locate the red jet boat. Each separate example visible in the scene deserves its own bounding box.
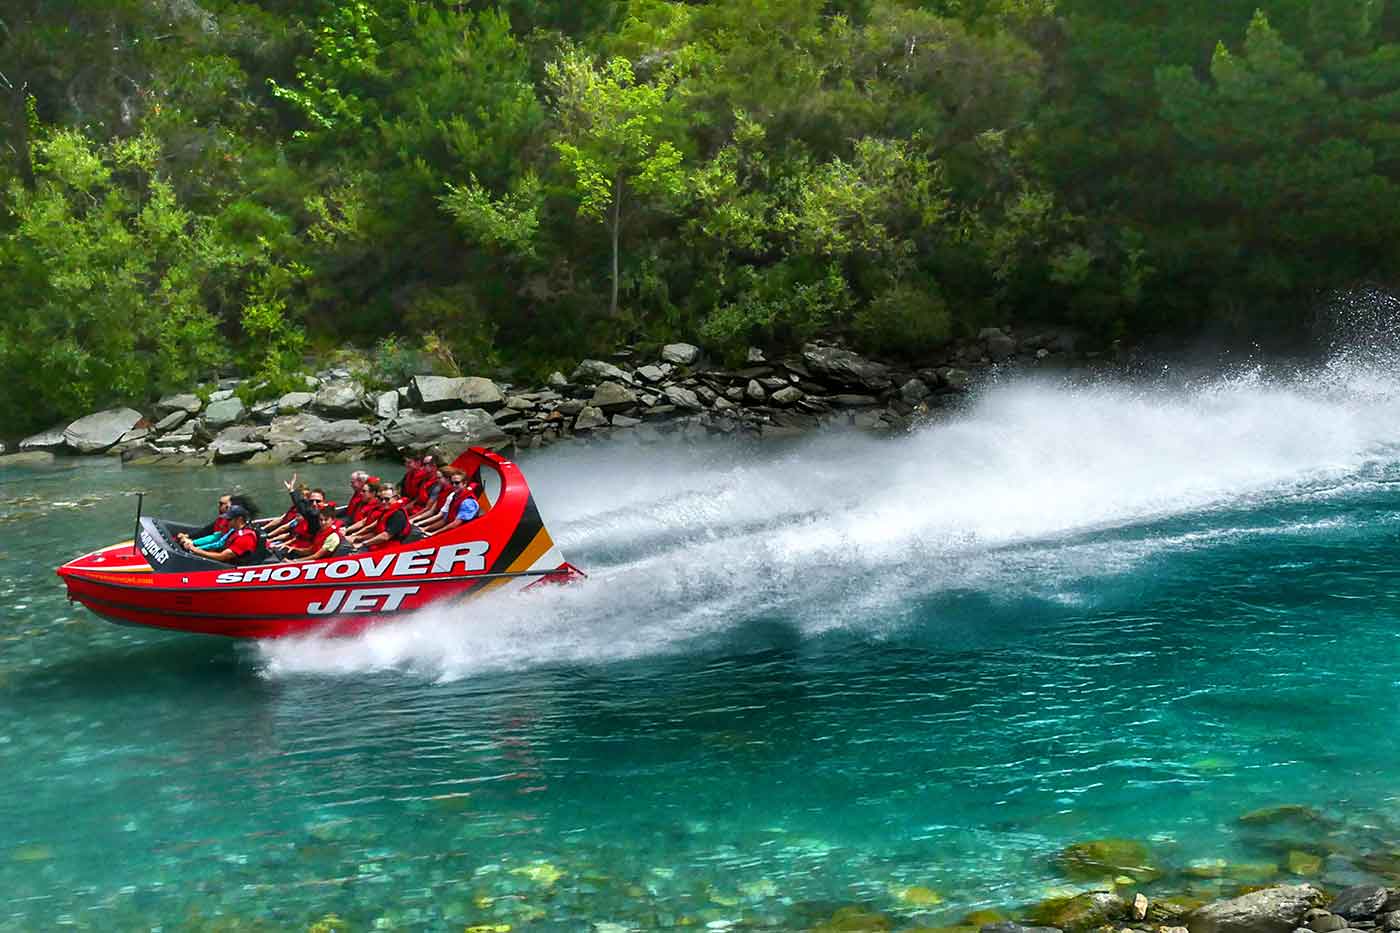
[56,448,582,639]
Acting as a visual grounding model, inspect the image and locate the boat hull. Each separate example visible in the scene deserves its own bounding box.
[56,448,581,639]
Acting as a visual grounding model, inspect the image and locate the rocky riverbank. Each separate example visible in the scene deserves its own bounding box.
[1,326,1096,467]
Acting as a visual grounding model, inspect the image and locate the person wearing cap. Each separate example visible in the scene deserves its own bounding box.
[290,498,348,561]
[184,506,259,563]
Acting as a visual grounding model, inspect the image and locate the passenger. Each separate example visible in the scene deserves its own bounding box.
[270,475,323,555]
[264,484,312,544]
[192,494,233,538]
[178,493,256,551]
[357,482,415,551]
[343,481,385,543]
[344,471,371,523]
[291,499,347,561]
[433,479,481,535]
[414,469,463,532]
[417,470,478,534]
[183,505,259,564]
[399,456,424,501]
[407,460,445,517]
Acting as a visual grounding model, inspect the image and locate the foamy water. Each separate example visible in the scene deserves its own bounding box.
[257,360,1400,679]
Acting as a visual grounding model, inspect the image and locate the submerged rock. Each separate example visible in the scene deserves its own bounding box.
[1057,838,1159,882]
[0,451,56,467]
[63,408,144,453]
[1029,891,1127,931]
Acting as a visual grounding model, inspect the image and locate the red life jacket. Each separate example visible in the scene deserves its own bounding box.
[442,485,475,520]
[213,515,230,534]
[410,477,443,514]
[356,500,386,527]
[403,468,427,499]
[226,527,258,560]
[374,499,411,541]
[289,514,315,547]
[276,506,297,528]
[310,518,344,554]
[345,490,369,522]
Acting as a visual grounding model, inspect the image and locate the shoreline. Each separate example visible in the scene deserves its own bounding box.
[0,326,1106,468]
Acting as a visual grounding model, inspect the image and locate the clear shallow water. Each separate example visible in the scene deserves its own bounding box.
[8,366,1400,930]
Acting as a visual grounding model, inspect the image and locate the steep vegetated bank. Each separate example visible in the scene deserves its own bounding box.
[3,0,1399,436]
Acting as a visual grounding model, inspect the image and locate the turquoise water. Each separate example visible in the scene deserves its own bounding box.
[9,368,1400,930]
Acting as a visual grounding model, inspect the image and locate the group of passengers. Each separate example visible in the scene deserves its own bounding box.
[176,454,483,565]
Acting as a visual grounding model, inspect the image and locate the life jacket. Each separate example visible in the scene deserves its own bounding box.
[310,518,346,555]
[345,490,369,522]
[443,485,476,520]
[371,499,414,548]
[275,506,298,529]
[403,468,428,499]
[410,476,443,514]
[227,527,260,566]
[213,515,230,534]
[430,482,458,514]
[289,514,315,548]
[356,500,386,528]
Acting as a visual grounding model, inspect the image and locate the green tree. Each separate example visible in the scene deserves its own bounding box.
[547,49,688,318]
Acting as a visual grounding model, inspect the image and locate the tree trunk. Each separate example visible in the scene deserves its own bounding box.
[609,173,621,318]
[10,83,35,189]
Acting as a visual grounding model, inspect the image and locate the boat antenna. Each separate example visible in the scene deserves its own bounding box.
[133,491,145,555]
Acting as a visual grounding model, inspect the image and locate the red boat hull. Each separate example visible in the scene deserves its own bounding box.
[56,448,581,639]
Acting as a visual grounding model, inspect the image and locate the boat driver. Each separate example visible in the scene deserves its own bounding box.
[183,506,259,564]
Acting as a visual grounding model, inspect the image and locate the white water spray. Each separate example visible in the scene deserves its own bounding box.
[258,360,1400,680]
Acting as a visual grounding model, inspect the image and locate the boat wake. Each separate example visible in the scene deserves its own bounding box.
[257,355,1400,680]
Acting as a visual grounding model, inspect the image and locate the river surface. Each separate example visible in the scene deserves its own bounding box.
[7,363,1400,931]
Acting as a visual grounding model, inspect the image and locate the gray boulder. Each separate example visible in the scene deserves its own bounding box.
[1189,885,1327,933]
[661,342,700,365]
[746,379,766,403]
[119,427,150,445]
[20,425,68,451]
[770,386,804,406]
[64,408,144,453]
[210,438,266,463]
[901,378,932,404]
[248,441,308,465]
[591,381,638,413]
[265,413,330,447]
[208,388,235,402]
[384,410,507,455]
[375,390,399,420]
[203,397,247,429]
[410,375,505,412]
[155,393,201,415]
[664,385,704,410]
[250,400,279,422]
[277,391,315,414]
[612,414,642,428]
[573,406,609,430]
[802,343,892,389]
[571,359,634,385]
[981,327,1017,361]
[1330,888,1390,922]
[547,370,569,387]
[636,364,668,383]
[313,380,367,416]
[299,419,373,451]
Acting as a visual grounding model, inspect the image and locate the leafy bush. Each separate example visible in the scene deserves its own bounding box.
[852,283,954,359]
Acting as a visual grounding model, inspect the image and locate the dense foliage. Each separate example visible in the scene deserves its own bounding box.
[3,0,1400,429]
